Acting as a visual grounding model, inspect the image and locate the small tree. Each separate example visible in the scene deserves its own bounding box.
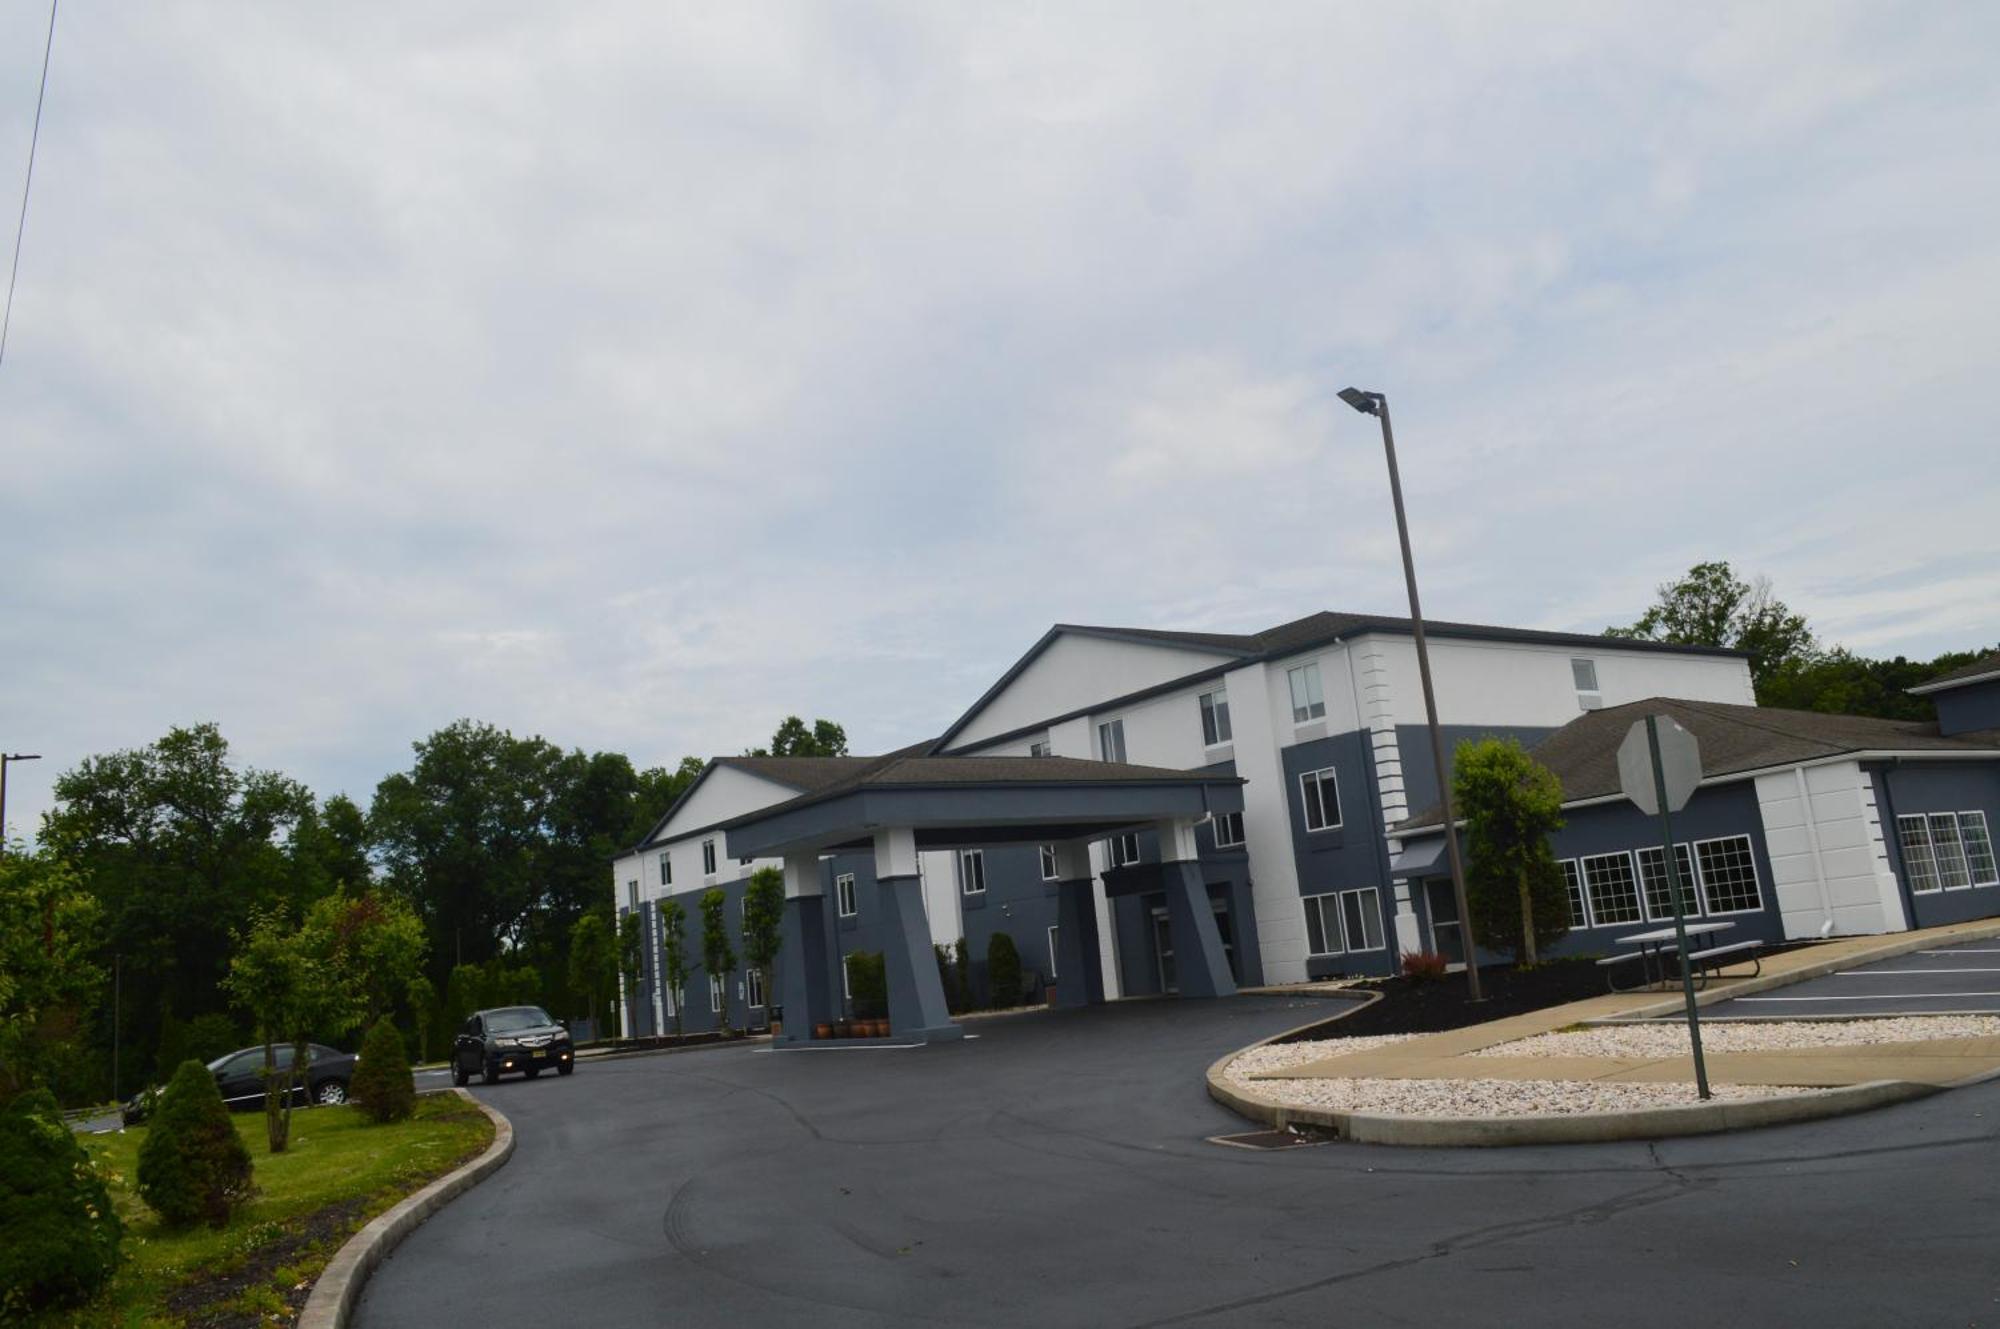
[349,1018,415,1123]
[657,897,689,1038]
[741,868,785,1031]
[405,974,438,1063]
[987,932,1022,1009]
[1454,737,1570,965]
[567,913,616,1042]
[0,848,104,1101]
[136,1059,253,1229]
[699,889,737,1035]
[223,908,352,1154]
[617,911,644,1037]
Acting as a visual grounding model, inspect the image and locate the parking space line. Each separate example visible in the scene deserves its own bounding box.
[1735,992,2000,1002]
[1835,968,2000,975]
[1919,948,2000,954]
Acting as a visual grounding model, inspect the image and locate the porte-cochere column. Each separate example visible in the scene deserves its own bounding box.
[1052,839,1106,1008]
[774,852,835,1048]
[1157,818,1237,999]
[873,828,964,1042]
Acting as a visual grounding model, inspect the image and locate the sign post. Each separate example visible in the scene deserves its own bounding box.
[1617,714,1711,1100]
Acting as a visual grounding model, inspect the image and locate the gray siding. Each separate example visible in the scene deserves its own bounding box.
[1874,759,2000,929]
[1934,680,2000,738]
[1395,723,1562,823]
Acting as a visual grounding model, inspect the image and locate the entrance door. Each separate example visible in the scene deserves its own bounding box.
[1211,896,1238,982]
[1424,878,1466,967]
[1152,910,1178,994]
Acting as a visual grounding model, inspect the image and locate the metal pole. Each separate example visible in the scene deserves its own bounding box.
[1374,398,1482,1002]
[1646,715,1710,1099]
[1,753,43,854]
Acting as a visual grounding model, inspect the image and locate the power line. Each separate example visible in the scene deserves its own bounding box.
[1,0,59,370]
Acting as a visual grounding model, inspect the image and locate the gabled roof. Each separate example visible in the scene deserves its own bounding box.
[1909,651,2000,695]
[932,609,1748,752]
[631,753,888,852]
[1396,697,2000,831]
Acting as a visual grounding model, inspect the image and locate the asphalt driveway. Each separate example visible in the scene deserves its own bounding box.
[1708,937,2000,1017]
[355,994,2000,1328]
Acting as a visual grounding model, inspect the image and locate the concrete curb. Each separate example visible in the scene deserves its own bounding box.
[1607,919,2000,1022]
[297,1089,514,1329]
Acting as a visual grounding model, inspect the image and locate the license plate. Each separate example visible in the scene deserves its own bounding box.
[533,1049,549,1058]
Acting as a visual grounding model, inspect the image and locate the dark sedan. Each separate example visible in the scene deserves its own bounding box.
[453,1006,574,1085]
[121,1043,356,1125]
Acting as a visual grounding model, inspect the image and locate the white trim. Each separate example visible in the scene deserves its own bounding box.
[1909,667,2000,695]
[1690,833,1766,915]
[1558,858,1592,929]
[1047,924,1060,978]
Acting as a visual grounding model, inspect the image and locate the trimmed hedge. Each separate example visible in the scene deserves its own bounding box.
[987,932,1023,1009]
[0,1089,123,1319]
[350,1018,415,1123]
[136,1059,253,1229]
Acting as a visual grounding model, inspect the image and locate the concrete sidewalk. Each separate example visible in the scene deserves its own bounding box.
[1255,917,2000,1092]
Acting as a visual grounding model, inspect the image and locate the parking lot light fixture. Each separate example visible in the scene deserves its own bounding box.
[0,752,42,854]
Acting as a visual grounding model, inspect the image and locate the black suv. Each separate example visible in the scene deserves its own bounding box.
[122,1043,356,1125]
[453,1006,574,1085]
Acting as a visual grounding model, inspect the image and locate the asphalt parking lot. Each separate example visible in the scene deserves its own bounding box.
[354,992,2000,1329]
[1707,937,2000,1018]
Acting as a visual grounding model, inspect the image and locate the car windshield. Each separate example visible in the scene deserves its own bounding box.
[486,1007,555,1034]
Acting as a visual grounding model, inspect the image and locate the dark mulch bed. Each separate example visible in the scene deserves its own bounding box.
[167,1197,367,1328]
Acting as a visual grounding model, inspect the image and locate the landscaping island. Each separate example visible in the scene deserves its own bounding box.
[43,1094,492,1328]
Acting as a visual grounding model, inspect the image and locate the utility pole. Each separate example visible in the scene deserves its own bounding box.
[0,752,43,853]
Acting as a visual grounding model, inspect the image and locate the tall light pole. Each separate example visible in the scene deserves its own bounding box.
[0,752,42,854]
[1337,388,1482,1001]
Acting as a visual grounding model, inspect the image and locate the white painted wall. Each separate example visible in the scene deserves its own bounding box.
[947,632,1238,750]
[1223,660,1311,983]
[1755,761,1909,939]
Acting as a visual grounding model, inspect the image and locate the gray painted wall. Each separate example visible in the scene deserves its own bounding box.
[1934,679,2000,737]
[1279,731,1398,978]
[1395,723,1562,823]
[1873,758,2000,929]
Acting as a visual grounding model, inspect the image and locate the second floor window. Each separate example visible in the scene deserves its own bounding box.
[960,849,987,895]
[658,853,671,886]
[1040,844,1059,880]
[1110,832,1140,867]
[702,840,717,875]
[1097,719,1127,763]
[1199,689,1232,746]
[1213,811,1245,848]
[1288,663,1326,723]
[1029,739,1051,758]
[1300,767,1341,832]
[836,873,857,917]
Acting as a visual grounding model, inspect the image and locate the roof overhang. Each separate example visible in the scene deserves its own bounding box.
[1910,666,2000,696]
[721,777,1245,860]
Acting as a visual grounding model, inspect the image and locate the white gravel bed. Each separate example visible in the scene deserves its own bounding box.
[1236,1075,1816,1119]
[1224,1035,1418,1078]
[1471,1015,2000,1060]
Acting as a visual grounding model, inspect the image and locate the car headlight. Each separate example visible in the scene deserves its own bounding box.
[494,1036,521,1048]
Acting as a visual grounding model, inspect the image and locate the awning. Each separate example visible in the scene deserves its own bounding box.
[1387,838,1445,878]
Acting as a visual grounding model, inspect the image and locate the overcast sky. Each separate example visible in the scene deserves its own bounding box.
[2,3,1995,841]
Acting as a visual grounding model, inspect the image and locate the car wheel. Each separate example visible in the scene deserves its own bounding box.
[556,1060,574,1076]
[451,1059,469,1088]
[481,1061,500,1085]
[314,1079,348,1106]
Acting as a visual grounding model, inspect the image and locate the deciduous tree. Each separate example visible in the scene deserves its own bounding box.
[1453,738,1569,966]
[1605,561,1817,697]
[699,889,737,1034]
[740,868,785,1031]
[657,897,689,1038]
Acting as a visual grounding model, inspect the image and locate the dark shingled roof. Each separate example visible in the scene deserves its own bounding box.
[1910,651,2000,694]
[1064,610,1747,663]
[1397,697,2000,831]
[710,755,882,791]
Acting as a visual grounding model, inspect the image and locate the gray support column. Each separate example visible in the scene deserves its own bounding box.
[773,852,836,1048]
[1157,818,1237,1000]
[1051,842,1104,1008]
[874,828,963,1042]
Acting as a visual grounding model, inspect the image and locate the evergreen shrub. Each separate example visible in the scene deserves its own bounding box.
[0,1089,123,1318]
[136,1059,253,1229]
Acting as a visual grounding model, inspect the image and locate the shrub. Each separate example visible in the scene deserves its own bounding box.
[848,952,888,1021]
[1401,951,1449,982]
[0,1089,123,1317]
[349,1019,415,1124]
[136,1059,253,1229]
[987,932,1023,1009]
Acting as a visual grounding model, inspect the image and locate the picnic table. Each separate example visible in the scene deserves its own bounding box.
[1597,920,1762,992]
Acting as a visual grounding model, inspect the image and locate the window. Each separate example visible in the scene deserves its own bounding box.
[739,855,753,868]
[745,967,766,1008]
[1213,811,1245,848]
[1288,663,1326,723]
[1637,844,1701,921]
[836,873,857,918]
[1300,767,1341,832]
[1581,852,1642,925]
[1047,925,1060,978]
[1558,860,1590,928]
[1693,836,1763,913]
[1039,845,1059,881]
[658,853,671,886]
[1896,813,1997,892]
[1097,719,1127,763]
[960,849,987,895]
[626,880,639,911]
[1572,658,1602,710]
[1029,739,1051,759]
[1199,689,1233,746]
[1302,888,1383,955]
[841,952,855,1000]
[702,840,717,875]
[708,974,724,1013]
[1110,832,1140,867]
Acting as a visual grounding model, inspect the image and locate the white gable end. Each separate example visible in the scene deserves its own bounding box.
[655,764,804,843]
[948,632,1239,750]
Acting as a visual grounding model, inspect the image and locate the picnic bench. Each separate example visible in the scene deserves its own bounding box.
[1599,921,1762,992]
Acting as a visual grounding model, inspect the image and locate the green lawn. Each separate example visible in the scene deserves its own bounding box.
[37,1093,494,1328]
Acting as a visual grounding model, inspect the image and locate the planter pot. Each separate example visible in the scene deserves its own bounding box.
[874,1019,891,1037]
[814,1022,833,1041]
[836,1020,853,1039]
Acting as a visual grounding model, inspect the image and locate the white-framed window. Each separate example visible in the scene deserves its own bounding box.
[1097,718,1127,763]
[1199,689,1233,746]
[1558,859,1590,928]
[1965,813,1999,885]
[1029,739,1051,758]
[702,840,717,875]
[1213,811,1245,848]
[1287,663,1326,724]
[1302,888,1384,955]
[1899,811,1997,892]
[1039,845,1059,881]
[1572,658,1602,710]
[1300,767,1341,832]
[1637,844,1701,921]
[739,854,753,868]
[959,849,987,895]
[1693,835,1764,913]
[745,967,766,1008]
[663,983,680,1017]
[1047,925,1060,978]
[658,853,672,886]
[1581,852,1642,925]
[708,974,724,1013]
[1110,832,1140,867]
[626,880,639,911]
[836,873,857,917]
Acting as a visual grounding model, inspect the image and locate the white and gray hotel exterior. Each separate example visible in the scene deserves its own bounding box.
[611,616,2000,1044]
